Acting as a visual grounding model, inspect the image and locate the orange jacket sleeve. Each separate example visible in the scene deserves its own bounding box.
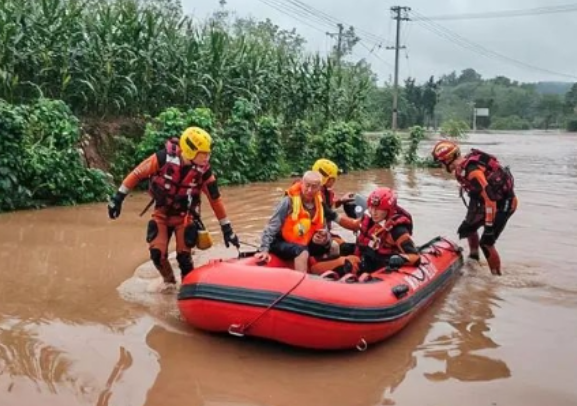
[336,215,361,232]
[200,169,228,222]
[467,169,497,226]
[119,153,160,193]
[390,225,420,266]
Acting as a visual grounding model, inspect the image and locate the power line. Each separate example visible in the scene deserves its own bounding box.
[257,0,394,62]
[358,41,393,69]
[411,10,577,80]
[263,0,393,47]
[412,3,577,21]
[256,0,331,33]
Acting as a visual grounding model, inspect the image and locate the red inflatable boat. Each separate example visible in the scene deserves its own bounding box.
[177,236,463,351]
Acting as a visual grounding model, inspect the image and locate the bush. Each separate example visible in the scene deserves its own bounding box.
[222,98,257,184]
[254,116,284,181]
[373,132,401,168]
[404,125,426,165]
[310,122,356,173]
[284,120,312,174]
[440,119,469,139]
[0,100,32,211]
[0,98,112,212]
[349,121,374,170]
[566,117,577,132]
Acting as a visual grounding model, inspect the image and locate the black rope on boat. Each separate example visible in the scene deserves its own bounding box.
[228,270,308,337]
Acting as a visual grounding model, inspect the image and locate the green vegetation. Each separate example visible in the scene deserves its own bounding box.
[435,69,577,131]
[440,119,469,139]
[373,132,402,168]
[0,0,371,128]
[404,126,426,165]
[2,0,577,213]
[0,99,112,212]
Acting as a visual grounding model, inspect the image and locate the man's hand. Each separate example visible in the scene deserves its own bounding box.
[335,192,355,207]
[255,251,271,263]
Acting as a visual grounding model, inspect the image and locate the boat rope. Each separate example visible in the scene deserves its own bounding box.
[392,237,462,279]
[356,338,368,352]
[399,267,427,282]
[228,270,309,338]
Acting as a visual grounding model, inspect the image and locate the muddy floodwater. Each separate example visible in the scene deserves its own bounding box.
[1,132,576,406]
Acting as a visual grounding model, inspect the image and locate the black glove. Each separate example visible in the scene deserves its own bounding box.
[221,223,240,248]
[388,255,407,269]
[108,191,126,219]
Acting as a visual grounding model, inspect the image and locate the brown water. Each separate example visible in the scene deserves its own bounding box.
[1,132,577,406]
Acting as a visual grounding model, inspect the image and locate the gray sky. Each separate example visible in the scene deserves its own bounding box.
[182,0,577,85]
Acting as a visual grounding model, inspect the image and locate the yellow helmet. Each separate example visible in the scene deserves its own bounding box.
[312,158,339,185]
[179,127,212,160]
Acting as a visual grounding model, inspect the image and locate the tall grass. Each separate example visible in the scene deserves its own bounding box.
[0,0,372,126]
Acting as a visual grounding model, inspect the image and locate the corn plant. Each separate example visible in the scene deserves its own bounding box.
[0,0,375,126]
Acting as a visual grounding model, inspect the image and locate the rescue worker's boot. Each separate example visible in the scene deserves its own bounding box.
[150,248,177,284]
[481,245,502,276]
[176,251,194,281]
[467,233,480,261]
[158,260,177,284]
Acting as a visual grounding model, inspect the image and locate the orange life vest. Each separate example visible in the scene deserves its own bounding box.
[355,206,413,256]
[148,138,208,214]
[456,149,515,201]
[281,181,325,245]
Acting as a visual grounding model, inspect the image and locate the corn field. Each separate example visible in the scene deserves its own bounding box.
[0,0,373,126]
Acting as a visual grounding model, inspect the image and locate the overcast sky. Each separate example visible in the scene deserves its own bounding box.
[181,0,577,85]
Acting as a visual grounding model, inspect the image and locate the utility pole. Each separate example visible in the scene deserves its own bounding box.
[326,23,344,65]
[386,6,411,132]
[468,100,477,131]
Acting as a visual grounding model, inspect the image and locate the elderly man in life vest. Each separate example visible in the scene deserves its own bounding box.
[255,170,357,273]
[431,140,518,276]
[107,127,240,289]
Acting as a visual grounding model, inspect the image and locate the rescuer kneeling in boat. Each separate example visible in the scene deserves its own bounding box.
[107,127,240,289]
[352,187,421,273]
[255,171,358,273]
[431,140,518,276]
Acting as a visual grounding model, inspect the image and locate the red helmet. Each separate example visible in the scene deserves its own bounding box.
[367,187,397,214]
[431,140,460,165]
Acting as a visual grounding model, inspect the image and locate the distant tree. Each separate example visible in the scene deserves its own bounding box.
[422,76,439,127]
[491,76,512,87]
[404,77,423,125]
[440,71,458,86]
[538,94,564,129]
[565,83,577,113]
[331,24,360,60]
[458,68,482,84]
[233,18,306,53]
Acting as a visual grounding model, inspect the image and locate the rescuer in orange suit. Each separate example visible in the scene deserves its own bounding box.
[107,127,240,287]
